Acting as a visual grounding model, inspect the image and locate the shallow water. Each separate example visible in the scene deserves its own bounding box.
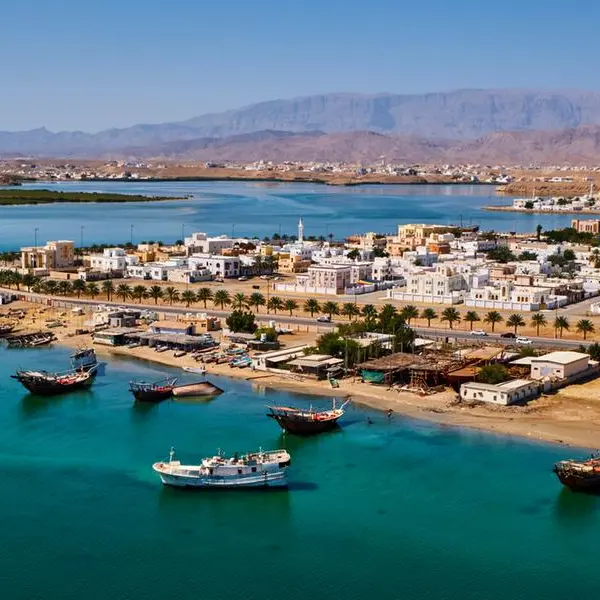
[0,181,576,250]
[0,345,598,599]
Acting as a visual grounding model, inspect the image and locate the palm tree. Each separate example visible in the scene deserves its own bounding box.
[148,285,164,305]
[464,310,480,330]
[441,307,461,329]
[10,271,23,290]
[72,279,86,298]
[530,312,547,336]
[576,319,595,340]
[284,299,299,316]
[554,316,570,338]
[213,289,231,309]
[57,280,72,297]
[341,302,360,320]
[361,304,378,324]
[116,283,131,303]
[181,290,196,308]
[322,301,340,319]
[421,308,437,327]
[506,313,525,335]
[400,304,419,325]
[232,292,249,310]
[131,285,148,304]
[483,311,503,333]
[378,304,397,328]
[196,287,213,309]
[267,296,284,314]
[101,279,115,301]
[22,274,38,292]
[163,286,180,306]
[249,292,266,312]
[304,298,321,317]
[86,282,100,300]
[43,280,58,296]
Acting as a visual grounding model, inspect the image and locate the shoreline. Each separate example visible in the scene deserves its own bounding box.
[484,204,600,216]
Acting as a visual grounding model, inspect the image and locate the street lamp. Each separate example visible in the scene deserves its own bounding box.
[80,225,85,248]
[130,224,134,245]
[34,227,39,247]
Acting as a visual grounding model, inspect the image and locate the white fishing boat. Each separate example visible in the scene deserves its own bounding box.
[153,447,291,489]
[182,366,206,375]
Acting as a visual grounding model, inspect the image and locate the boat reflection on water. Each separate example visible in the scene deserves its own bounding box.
[554,487,600,529]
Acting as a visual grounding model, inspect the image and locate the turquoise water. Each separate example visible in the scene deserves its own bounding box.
[0,181,577,250]
[0,345,598,600]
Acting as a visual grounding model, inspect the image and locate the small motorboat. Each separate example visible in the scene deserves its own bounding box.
[182,366,207,375]
[129,377,177,402]
[173,350,187,358]
[153,447,291,489]
[172,380,224,398]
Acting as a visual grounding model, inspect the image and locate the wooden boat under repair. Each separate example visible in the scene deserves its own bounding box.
[267,399,350,435]
[172,380,224,398]
[11,365,97,396]
[129,377,177,402]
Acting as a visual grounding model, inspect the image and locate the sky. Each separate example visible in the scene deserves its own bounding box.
[2,0,600,132]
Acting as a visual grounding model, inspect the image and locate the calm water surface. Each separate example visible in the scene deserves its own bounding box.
[0,345,598,600]
[0,181,578,250]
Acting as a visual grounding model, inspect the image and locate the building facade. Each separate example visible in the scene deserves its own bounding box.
[21,240,75,271]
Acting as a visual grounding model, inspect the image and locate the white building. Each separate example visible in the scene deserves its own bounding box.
[126,263,170,281]
[465,281,567,311]
[460,379,540,406]
[530,352,591,381]
[184,233,236,256]
[188,254,241,278]
[387,264,468,305]
[90,248,138,272]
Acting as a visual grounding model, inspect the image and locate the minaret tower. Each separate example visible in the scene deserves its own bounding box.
[298,217,304,244]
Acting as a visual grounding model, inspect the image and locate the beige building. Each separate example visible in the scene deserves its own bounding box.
[278,253,311,274]
[572,219,600,234]
[21,240,74,271]
[305,265,351,293]
[388,224,455,254]
[460,379,540,406]
[530,351,590,380]
[387,264,467,304]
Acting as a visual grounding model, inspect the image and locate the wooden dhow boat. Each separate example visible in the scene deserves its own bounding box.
[267,399,350,435]
[553,456,600,492]
[11,365,97,396]
[129,377,177,402]
[153,447,291,489]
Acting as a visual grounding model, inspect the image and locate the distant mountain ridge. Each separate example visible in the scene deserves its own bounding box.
[4,89,600,160]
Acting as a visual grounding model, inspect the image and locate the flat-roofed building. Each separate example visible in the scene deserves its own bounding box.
[21,240,74,271]
[530,351,590,380]
[460,379,540,406]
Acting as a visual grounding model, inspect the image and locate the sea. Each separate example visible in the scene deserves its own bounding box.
[0,181,581,251]
[0,344,599,600]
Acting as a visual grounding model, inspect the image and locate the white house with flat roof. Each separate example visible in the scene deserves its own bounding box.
[460,379,540,406]
[530,351,590,380]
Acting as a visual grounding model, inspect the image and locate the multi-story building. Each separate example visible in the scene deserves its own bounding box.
[184,233,236,256]
[386,264,468,304]
[465,281,566,311]
[188,254,240,278]
[21,240,74,271]
[277,253,312,273]
[89,248,138,272]
[572,219,600,234]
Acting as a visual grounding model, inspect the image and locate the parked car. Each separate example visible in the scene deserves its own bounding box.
[238,276,248,281]
[500,332,516,339]
[516,336,533,345]
[316,315,331,323]
[470,329,487,336]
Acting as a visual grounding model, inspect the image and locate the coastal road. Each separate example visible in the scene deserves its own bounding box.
[3,289,586,349]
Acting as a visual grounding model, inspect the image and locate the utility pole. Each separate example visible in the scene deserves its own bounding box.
[130,224,134,245]
[80,225,85,248]
[181,223,185,243]
[34,227,39,248]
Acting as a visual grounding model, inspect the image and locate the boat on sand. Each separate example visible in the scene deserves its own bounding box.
[267,399,350,435]
[153,447,291,489]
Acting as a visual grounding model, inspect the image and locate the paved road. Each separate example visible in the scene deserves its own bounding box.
[4,288,585,349]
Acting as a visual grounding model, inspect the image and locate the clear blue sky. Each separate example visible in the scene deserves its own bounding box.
[2,0,599,132]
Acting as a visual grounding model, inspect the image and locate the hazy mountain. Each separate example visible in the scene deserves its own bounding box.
[4,89,600,158]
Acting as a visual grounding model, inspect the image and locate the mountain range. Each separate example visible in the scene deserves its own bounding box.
[4,89,600,162]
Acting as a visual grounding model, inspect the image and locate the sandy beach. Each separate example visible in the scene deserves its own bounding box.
[4,300,600,451]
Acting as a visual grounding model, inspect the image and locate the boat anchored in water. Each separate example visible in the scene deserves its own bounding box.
[267,399,350,435]
[129,377,177,402]
[11,365,97,396]
[553,456,600,492]
[153,447,291,489]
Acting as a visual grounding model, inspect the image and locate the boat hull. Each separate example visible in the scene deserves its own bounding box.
[154,467,287,489]
[554,466,600,492]
[172,381,224,398]
[267,413,341,435]
[132,389,173,402]
[13,375,94,396]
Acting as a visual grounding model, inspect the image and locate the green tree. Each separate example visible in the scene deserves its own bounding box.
[530,312,547,336]
[213,289,231,309]
[148,285,164,305]
[536,224,543,241]
[361,304,378,325]
[116,283,131,302]
[483,310,503,333]
[86,282,100,300]
[487,246,516,263]
[22,274,38,292]
[196,287,213,308]
[57,280,72,296]
[226,310,256,333]
[267,296,284,314]
[181,290,196,308]
[43,280,58,296]
[477,364,510,385]
[284,299,299,316]
[232,292,249,310]
[163,286,180,306]
[506,313,525,334]
[554,316,570,338]
[518,251,538,261]
[249,292,266,313]
[421,308,437,327]
[304,298,321,317]
[440,307,461,329]
[524,201,534,210]
[378,304,398,329]
[101,279,115,301]
[562,248,576,261]
[464,310,480,330]
[72,279,87,298]
[400,304,419,325]
[576,319,595,340]
[341,302,360,321]
[131,285,147,304]
[346,248,361,261]
[321,301,340,319]
[584,342,600,361]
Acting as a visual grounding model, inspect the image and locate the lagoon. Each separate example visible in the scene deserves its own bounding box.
[0,344,598,600]
[0,181,578,250]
